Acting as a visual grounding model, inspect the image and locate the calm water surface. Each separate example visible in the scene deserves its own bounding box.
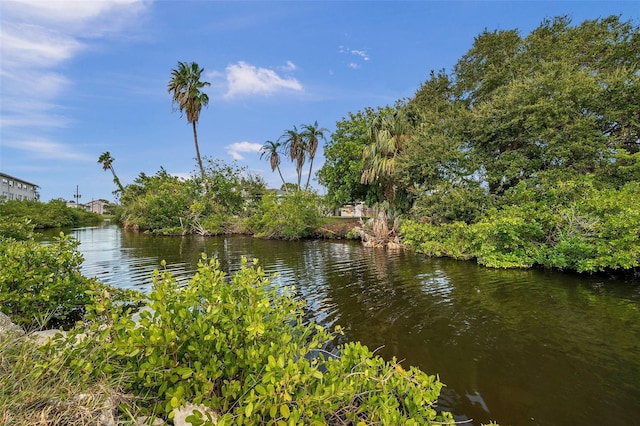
[41,224,640,425]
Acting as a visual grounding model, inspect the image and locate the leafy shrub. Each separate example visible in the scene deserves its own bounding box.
[202,158,266,217]
[121,170,198,233]
[410,182,492,224]
[401,179,640,272]
[0,199,102,229]
[469,206,547,268]
[401,219,473,260]
[119,164,266,235]
[541,181,640,271]
[0,216,35,240]
[47,256,453,424]
[249,191,321,240]
[0,227,94,330]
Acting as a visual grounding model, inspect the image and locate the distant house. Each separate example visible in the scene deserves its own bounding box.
[66,199,110,214]
[0,173,39,201]
[85,199,108,214]
[339,202,369,218]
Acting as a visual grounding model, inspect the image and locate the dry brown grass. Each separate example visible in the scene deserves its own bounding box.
[0,334,145,426]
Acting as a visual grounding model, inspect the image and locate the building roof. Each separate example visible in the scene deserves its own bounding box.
[0,172,39,188]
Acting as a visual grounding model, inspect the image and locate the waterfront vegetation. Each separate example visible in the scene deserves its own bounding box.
[114,161,330,240]
[0,199,102,229]
[1,220,454,424]
[99,16,639,274]
[2,15,639,422]
[321,15,640,273]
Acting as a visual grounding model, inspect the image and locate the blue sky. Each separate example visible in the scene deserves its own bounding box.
[1,1,638,203]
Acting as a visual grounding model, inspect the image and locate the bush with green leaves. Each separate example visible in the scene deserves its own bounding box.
[401,179,640,272]
[541,181,640,271]
[401,220,473,260]
[45,256,454,425]
[0,224,94,330]
[0,216,35,241]
[120,169,200,234]
[469,205,547,268]
[409,182,492,225]
[249,191,321,240]
[119,163,266,235]
[0,199,102,229]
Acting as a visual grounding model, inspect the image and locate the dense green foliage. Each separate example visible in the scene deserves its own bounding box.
[402,179,640,271]
[0,221,94,330]
[0,199,102,229]
[319,108,391,208]
[247,190,321,240]
[43,256,453,425]
[117,159,327,240]
[118,161,266,235]
[319,15,640,272]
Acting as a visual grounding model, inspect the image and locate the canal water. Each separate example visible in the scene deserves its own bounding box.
[40,224,640,425]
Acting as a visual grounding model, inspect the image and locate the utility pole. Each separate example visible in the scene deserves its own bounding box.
[73,185,81,208]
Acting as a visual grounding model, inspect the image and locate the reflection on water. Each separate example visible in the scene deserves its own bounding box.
[39,224,640,425]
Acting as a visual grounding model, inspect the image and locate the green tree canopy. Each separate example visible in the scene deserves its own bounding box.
[318,107,397,208]
[404,14,640,206]
[319,15,640,271]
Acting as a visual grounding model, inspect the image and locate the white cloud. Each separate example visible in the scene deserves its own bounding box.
[223,61,303,99]
[0,0,148,130]
[339,45,370,68]
[3,138,92,161]
[350,49,370,61]
[0,111,72,129]
[279,60,297,71]
[226,141,263,161]
[3,0,146,33]
[0,22,84,69]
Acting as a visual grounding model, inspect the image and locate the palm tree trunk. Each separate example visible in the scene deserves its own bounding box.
[192,121,207,191]
[110,167,125,192]
[277,166,288,193]
[296,156,303,191]
[304,157,315,190]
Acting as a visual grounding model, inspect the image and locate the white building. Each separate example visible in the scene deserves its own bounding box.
[340,202,366,217]
[85,199,108,214]
[0,173,39,201]
[66,199,109,214]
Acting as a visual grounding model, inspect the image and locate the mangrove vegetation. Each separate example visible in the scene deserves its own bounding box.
[319,15,640,272]
[96,16,639,273]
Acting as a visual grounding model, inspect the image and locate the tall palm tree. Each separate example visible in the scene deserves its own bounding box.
[279,126,306,191]
[361,108,410,204]
[97,151,125,193]
[168,61,210,188]
[301,121,328,190]
[260,140,288,193]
